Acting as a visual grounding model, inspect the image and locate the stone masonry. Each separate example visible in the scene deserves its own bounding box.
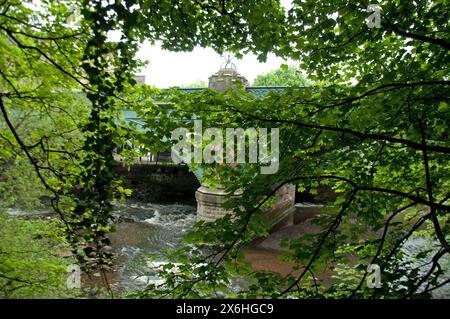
[196,183,296,230]
[196,65,295,230]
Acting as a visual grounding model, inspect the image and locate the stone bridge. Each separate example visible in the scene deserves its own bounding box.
[119,66,296,230]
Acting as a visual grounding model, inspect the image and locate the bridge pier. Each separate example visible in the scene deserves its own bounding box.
[196,183,296,230]
[195,64,296,229]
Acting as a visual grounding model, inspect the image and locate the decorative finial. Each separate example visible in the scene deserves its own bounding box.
[220,53,236,69]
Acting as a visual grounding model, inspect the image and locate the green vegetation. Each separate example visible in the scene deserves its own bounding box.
[131,0,450,298]
[0,0,449,299]
[0,213,77,298]
[180,80,208,88]
[252,65,309,86]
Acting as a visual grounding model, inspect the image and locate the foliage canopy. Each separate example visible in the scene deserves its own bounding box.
[0,0,449,298]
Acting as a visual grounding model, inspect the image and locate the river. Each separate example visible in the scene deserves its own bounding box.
[6,201,449,298]
[110,201,197,292]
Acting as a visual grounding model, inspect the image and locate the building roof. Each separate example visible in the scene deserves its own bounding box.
[178,86,287,98]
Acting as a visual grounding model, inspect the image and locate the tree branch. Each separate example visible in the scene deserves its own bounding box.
[419,120,449,249]
[228,105,450,155]
[349,201,417,298]
[384,18,450,50]
[277,189,358,297]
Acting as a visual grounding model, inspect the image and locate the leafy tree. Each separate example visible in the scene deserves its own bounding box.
[131,0,450,299]
[252,65,309,86]
[0,0,289,295]
[1,0,449,299]
[180,80,207,88]
[0,213,77,298]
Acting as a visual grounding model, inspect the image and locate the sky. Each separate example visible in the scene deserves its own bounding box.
[134,41,289,88]
[131,0,293,88]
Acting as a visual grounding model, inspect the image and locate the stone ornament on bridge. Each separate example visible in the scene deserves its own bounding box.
[208,54,248,92]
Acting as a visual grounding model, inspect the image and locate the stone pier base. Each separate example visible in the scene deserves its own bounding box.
[195,185,241,223]
[196,184,296,230]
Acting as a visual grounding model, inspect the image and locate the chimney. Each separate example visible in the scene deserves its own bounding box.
[135,75,146,84]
